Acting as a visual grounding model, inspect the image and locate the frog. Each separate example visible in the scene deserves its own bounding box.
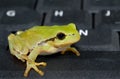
[8,23,80,77]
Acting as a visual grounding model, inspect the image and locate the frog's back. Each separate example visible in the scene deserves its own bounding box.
[17,23,78,48]
[19,25,74,40]
[16,26,60,48]
[18,26,58,40]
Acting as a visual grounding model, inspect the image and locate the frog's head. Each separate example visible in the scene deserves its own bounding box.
[52,23,80,47]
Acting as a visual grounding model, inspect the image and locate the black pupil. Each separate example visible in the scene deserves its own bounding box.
[57,33,66,40]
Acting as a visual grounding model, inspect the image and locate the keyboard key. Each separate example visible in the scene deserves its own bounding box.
[0,7,43,31]
[95,10,120,27]
[0,7,42,25]
[44,10,92,29]
[36,0,81,12]
[84,0,120,11]
[76,26,119,51]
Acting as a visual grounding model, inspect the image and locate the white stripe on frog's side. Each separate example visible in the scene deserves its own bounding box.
[38,43,69,55]
[29,41,68,56]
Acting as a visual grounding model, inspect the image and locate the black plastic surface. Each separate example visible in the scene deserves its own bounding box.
[84,0,120,11]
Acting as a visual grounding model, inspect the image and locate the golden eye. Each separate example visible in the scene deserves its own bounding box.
[57,32,66,40]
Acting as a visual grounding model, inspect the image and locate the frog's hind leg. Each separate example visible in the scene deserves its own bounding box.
[8,34,47,77]
[61,47,80,56]
[8,34,28,62]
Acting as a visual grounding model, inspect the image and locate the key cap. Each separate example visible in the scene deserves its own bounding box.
[0,7,42,31]
[95,10,120,27]
[84,0,120,12]
[36,0,81,12]
[44,10,92,29]
[76,26,119,51]
[0,7,42,25]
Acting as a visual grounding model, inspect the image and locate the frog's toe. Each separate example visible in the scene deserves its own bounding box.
[24,64,31,77]
[32,65,44,76]
[35,62,47,67]
[24,61,46,77]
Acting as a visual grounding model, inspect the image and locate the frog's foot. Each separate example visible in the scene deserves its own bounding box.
[61,47,80,56]
[24,61,47,77]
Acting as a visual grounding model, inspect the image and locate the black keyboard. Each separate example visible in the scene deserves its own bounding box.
[1,0,120,79]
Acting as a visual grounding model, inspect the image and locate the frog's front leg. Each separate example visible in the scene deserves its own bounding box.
[24,47,47,77]
[61,47,80,56]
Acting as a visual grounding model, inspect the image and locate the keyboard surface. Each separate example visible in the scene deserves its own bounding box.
[0,0,120,79]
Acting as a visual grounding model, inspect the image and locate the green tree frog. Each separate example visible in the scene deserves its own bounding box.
[8,23,80,77]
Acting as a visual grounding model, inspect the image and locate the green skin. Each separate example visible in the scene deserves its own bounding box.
[8,23,80,77]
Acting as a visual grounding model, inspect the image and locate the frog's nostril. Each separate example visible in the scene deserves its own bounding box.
[72,34,75,36]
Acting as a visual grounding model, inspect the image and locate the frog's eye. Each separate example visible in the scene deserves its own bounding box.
[57,32,66,40]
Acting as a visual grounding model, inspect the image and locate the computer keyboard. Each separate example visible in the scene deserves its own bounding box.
[1,0,120,79]
[1,0,119,51]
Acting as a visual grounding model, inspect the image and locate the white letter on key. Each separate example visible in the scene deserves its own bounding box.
[79,29,88,36]
[54,10,63,17]
[6,10,16,17]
